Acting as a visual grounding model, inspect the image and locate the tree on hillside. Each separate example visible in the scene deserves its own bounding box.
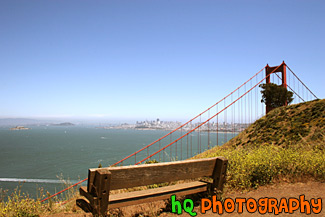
[259,83,294,109]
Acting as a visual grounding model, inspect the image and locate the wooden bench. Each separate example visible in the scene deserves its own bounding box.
[76,157,228,216]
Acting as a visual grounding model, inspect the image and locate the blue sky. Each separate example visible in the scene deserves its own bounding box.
[0,0,324,122]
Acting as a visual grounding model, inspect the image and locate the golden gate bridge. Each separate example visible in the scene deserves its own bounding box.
[42,61,318,203]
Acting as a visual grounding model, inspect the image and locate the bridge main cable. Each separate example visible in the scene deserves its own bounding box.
[112,66,266,166]
[136,64,282,164]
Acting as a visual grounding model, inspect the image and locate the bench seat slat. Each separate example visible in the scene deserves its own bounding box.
[76,198,93,213]
[80,181,208,210]
[108,181,208,208]
[80,186,97,205]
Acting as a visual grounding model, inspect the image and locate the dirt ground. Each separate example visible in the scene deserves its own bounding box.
[46,181,324,217]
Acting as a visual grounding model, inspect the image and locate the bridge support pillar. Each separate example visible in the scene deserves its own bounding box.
[265,61,287,114]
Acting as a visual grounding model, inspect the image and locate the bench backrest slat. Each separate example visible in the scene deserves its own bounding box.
[89,157,220,190]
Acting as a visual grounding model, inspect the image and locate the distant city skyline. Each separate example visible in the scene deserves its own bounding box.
[1,1,324,120]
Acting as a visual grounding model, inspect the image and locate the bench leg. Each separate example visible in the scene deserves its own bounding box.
[93,169,111,216]
[211,157,228,195]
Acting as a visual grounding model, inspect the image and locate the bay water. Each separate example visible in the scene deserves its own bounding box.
[0,126,235,199]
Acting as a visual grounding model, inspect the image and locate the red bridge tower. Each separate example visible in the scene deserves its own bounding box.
[265,61,287,114]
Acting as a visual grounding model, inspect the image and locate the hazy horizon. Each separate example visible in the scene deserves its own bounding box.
[0,116,189,126]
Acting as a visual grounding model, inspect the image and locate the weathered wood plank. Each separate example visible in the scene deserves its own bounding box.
[76,198,93,213]
[211,157,228,193]
[87,169,96,194]
[80,186,96,205]
[110,181,207,201]
[108,181,208,209]
[94,169,111,216]
[93,157,218,190]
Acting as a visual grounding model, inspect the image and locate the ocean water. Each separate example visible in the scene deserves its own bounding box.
[0,126,236,199]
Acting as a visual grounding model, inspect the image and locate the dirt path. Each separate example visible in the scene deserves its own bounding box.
[46,181,324,217]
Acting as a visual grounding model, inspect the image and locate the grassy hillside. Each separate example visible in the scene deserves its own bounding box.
[230,99,324,148]
[195,99,325,189]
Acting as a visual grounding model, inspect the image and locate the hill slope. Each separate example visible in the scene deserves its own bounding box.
[195,99,325,189]
[231,99,324,148]
[202,99,324,152]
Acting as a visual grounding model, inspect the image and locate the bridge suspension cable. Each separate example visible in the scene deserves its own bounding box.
[286,65,318,99]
